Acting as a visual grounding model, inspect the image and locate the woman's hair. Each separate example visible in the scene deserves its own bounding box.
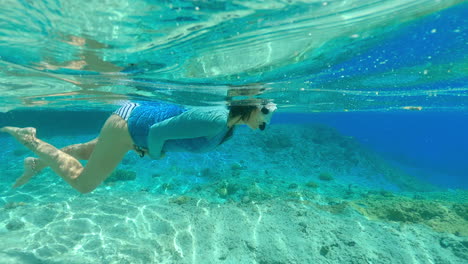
[219,104,258,146]
[221,101,273,145]
[228,105,257,121]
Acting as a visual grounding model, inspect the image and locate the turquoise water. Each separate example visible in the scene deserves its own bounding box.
[0,1,467,263]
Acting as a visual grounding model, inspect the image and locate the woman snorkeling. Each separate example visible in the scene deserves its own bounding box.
[1,100,277,193]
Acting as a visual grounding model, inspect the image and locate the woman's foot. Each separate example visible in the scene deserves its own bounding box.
[1,127,40,188]
[0,127,37,146]
[13,157,39,188]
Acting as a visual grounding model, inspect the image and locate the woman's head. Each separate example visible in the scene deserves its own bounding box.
[228,102,277,130]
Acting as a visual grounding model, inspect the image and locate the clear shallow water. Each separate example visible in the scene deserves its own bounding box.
[0,1,467,264]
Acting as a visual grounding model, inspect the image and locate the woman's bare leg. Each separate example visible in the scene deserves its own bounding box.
[14,139,98,188]
[1,115,134,193]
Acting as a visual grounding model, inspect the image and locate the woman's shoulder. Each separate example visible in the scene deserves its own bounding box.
[186,106,228,122]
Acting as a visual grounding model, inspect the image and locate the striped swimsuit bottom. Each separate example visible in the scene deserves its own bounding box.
[113,102,145,156]
[113,102,139,121]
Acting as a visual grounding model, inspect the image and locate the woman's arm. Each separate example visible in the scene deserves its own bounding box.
[147,107,228,159]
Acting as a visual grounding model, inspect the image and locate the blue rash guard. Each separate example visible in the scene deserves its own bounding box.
[114,101,232,159]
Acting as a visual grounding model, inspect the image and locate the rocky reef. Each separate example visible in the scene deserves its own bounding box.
[350,194,468,236]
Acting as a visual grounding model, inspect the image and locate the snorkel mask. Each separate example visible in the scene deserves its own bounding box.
[259,102,277,130]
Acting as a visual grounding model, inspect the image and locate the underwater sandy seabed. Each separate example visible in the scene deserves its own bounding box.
[0,124,466,264]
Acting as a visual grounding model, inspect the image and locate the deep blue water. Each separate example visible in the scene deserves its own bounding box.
[275,112,468,189]
[290,3,467,189]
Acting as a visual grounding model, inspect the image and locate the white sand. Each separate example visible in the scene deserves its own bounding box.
[0,190,465,264]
